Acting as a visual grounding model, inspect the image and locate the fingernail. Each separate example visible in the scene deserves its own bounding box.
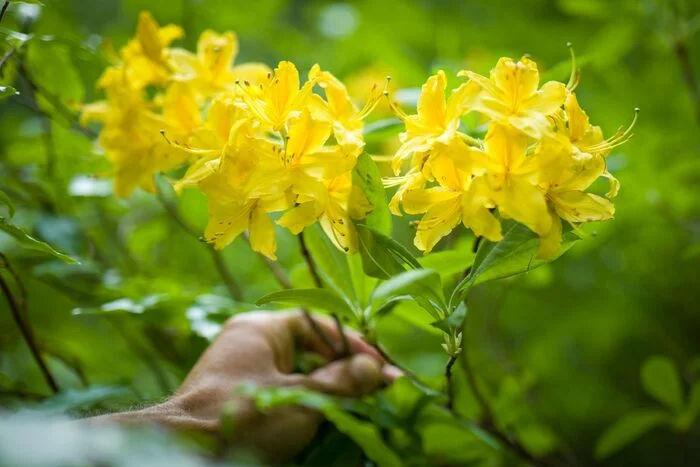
[381,364,404,382]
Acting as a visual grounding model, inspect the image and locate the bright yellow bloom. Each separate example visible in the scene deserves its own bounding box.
[387,55,630,257]
[81,72,194,196]
[241,61,315,131]
[390,70,478,176]
[461,57,566,139]
[477,123,551,236]
[170,30,271,95]
[538,145,615,258]
[120,11,183,90]
[401,171,501,252]
[309,64,382,149]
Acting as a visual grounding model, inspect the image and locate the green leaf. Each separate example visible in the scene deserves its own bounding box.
[352,153,391,234]
[418,248,475,278]
[371,269,445,318]
[0,85,19,102]
[302,225,358,306]
[239,385,402,467]
[256,288,356,317]
[431,303,467,334]
[0,218,77,263]
[357,225,408,279]
[37,386,129,414]
[357,224,420,279]
[674,382,700,431]
[0,190,15,217]
[26,40,84,112]
[347,252,377,308]
[595,409,669,459]
[641,356,684,411]
[452,221,580,305]
[421,422,493,464]
[324,405,402,467]
[303,430,364,467]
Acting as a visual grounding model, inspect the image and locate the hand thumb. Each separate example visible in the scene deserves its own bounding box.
[304,353,382,397]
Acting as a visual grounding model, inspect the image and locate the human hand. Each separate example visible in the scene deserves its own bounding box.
[93,310,399,462]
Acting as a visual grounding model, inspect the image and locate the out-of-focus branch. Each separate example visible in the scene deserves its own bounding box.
[298,234,351,357]
[0,253,60,394]
[674,40,700,124]
[153,180,243,301]
[0,1,9,25]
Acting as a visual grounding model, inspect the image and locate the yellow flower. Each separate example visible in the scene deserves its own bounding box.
[277,172,365,253]
[461,57,566,139]
[477,123,552,236]
[82,71,193,196]
[389,70,479,176]
[537,146,615,258]
[550,93,636,198]
[241,61,315,131]
[176,120,286,258]
[204,198,280,259]
[400,169,501,252]
[120,11,183,89]
[308,64,381,149]
[170,30,271,95]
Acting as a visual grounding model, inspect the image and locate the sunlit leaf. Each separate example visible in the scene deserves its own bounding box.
[352,152,391,234]
[256,288,357,317]
[452,221,579,306]
[239,385,402,467]
[302,225,358,306]
[357,224,415,279]
[0,218,77,263]
[370,269,445,319]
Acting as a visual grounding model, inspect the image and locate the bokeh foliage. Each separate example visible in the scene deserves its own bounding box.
[0,0,699,466]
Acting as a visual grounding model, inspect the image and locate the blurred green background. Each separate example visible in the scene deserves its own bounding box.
[0,0,699,465]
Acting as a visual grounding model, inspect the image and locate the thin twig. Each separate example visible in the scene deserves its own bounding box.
[298,233,351,357]
[260,254,292,289]
[153,181,243,301]
[444,304,553,466]
[302,309,341,357]
[459,342,494,424]
[299,233,323,287]
[0,48,15,74]
[0,254,60,394]
[252,240,339,356]
[675,40,700,124]
[0,0,9,25]
[445,355,457,410]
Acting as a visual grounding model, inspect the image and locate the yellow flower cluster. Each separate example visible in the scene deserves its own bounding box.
[83,12,380,259]
[386,56,635,258]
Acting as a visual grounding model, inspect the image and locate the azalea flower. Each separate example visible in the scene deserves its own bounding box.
[460,57,566,139]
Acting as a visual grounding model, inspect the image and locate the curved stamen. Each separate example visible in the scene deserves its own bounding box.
[566,42,580,91]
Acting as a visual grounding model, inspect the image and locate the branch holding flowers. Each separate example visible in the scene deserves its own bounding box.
[79,11,637,466]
